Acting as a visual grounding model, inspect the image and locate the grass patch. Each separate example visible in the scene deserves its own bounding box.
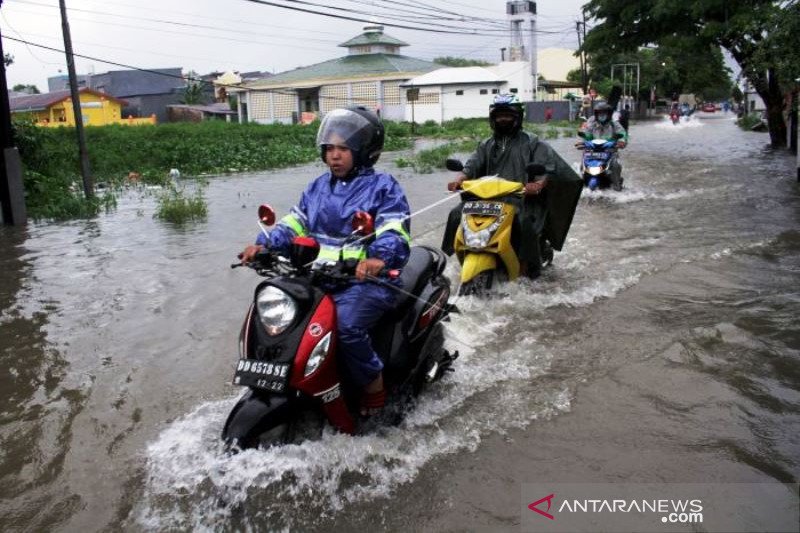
[399,138,480,173]
[154,184,208,224]
[736,113,764,131]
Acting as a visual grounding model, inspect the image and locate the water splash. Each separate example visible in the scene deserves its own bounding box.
[135,270,648,529]
[654,115,705,129]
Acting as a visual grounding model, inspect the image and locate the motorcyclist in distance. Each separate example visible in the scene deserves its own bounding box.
[578,102,628,191]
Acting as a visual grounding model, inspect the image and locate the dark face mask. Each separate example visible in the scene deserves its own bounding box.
[493,113,517,135]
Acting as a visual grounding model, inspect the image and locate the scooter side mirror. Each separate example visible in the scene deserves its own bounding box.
[526,163,547,180]
[445,158,464,172]
[352,211,374,236]
[258,204,276,226]
[577,131,587,139]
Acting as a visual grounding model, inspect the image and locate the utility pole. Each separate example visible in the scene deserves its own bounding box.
[59,0,93,199]
[575,21,585,94]
[576,12,588,95]
[0,1,27,225]
[581,10,588,94]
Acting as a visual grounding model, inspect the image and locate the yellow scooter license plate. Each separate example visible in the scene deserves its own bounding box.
[462,201,503,216]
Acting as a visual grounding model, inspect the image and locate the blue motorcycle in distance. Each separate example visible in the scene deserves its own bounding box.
[576,131,625,191]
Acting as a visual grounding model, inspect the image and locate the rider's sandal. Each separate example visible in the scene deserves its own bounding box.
[360,388,386,417]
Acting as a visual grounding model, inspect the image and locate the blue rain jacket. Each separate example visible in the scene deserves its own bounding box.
[255,167,411,269]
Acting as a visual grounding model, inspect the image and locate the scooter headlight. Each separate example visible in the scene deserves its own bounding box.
[304,331,332,377]
[462,216,503,250]
[587,166,604,176]
[256,286,297,335]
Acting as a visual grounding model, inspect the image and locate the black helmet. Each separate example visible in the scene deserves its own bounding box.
[317,106,384,169]
[593,102,612,123]
[489,93,524,134]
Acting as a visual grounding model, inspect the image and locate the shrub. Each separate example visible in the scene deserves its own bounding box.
[736,112,764,131]
[23,170,116,220]
[154,184,208,224]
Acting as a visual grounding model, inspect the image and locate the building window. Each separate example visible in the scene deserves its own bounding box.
[510,88,518,94]
[456,90,464,96]
[479,89,488,95]
[492,88,499,94]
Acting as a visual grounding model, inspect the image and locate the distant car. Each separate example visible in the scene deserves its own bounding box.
[702,103,716,112]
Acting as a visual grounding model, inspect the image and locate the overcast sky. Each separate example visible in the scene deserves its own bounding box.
[0,0,589,91]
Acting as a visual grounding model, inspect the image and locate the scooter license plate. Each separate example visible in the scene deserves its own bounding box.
[232,359,290,393]
[589,151,610,158]
[462,201,502,216]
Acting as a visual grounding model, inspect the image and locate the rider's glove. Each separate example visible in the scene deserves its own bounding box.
[447,178,466,192]
[524,181,546,197]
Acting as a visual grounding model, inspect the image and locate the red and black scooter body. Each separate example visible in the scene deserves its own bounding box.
[222,245,455,449]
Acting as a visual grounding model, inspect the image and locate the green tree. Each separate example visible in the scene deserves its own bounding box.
[731,85,744,104]
[579,36,731,103]
[433,56,492,67]
[181,70,205,105]
[12,84,40,94]
[582,0,794,148]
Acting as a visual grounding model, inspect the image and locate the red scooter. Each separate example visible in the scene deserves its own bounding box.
[223,206,457,449]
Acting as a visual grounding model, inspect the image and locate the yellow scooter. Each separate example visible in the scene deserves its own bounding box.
[445,159,551,295]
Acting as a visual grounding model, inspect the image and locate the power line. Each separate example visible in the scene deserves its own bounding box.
[3,6,338,54]
[8,28,277,71]
[47,0,353,38]
[0,9,62,66]
[9,1,344,46]
[258,0,515,33]
[240,0,560,36]
[349,0,510,28]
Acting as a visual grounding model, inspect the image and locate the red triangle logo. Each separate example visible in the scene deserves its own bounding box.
[528,493,555,520]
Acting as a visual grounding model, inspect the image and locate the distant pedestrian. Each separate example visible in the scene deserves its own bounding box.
[544,106,553,122]
[618,104,630,131]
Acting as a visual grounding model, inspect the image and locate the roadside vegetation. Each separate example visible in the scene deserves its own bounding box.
[154,183,208,224]
[14,117,579,220]
[736,112,765,132]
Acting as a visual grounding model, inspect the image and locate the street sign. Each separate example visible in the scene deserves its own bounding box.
[406,88,419,102]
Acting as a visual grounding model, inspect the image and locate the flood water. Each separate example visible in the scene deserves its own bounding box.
[1,113,798,531]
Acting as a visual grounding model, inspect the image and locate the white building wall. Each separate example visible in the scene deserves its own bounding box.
[745,91,766,112]
[402,84,503,124]
[487,62,534,101]
[441,84,498,121]
[403,87,443,123]
[380,80,405,121]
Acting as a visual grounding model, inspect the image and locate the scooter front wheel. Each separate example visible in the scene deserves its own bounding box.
[458,270,494,297]
[222,389,292,451]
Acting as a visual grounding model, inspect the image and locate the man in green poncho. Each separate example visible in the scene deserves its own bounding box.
[441,93,581,279]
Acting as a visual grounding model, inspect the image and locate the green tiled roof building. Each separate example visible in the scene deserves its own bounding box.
[233,24,440,123]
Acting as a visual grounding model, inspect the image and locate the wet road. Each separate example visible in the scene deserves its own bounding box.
[1,114,798,531]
